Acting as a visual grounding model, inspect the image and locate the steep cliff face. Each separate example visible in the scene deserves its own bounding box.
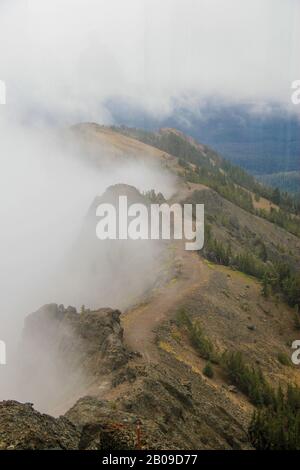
[57,183,169,312]
[0,305,142,450]
[0,299,252,450]
[16,304,129,413]
[23,303,129,373]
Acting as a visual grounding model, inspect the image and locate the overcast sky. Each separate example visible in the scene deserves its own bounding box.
[0,0,299,124]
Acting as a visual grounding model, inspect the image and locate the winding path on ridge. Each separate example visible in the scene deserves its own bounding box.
[122,185,211,363]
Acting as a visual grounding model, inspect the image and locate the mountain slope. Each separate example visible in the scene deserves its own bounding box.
[2,124,300,450]
[107,100,300,177]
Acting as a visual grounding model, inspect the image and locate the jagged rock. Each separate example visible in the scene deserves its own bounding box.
[64,395,178,450]
[0,401,80,450]
[0,399,142,450]
[65,396,136,450]
[23,303,129,374]
[247,325,256,331]
[66,306,77,314]
[17,304,129,411]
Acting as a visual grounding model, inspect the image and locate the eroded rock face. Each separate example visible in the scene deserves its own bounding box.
[15,304,129,412]
[65,396,137,450]
[2,301,252,450]
[23,303,129,373]
[58,183,169,312]
[0,398,139,450]
[0,396,168,451]
[0,401,80,450]
[111,363,252,450]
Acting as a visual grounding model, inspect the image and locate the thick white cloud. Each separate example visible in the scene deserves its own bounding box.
[0,0,299,122]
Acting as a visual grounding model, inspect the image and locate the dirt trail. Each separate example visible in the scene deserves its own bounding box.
[122,238,210,362]
[122,183,211,362]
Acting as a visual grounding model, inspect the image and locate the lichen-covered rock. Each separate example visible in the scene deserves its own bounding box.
[0,401,80,450]
[0,398,147,450]
[65,396,137,450]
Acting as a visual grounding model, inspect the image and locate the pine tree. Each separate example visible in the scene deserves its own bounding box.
[262,273,269,298]
[203,362,214,378]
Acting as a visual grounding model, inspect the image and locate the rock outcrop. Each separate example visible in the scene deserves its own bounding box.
[3,299,253,450]
[0,399,138,450]
[23,303,129,374]
[16,304,129,412]
[65,396,137,450]
[0,401,80,450]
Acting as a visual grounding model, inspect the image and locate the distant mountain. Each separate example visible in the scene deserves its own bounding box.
[258,171,300,196]
[106,99,300,180]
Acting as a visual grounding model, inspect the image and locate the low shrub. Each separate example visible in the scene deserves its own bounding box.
[203,362,214,378]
